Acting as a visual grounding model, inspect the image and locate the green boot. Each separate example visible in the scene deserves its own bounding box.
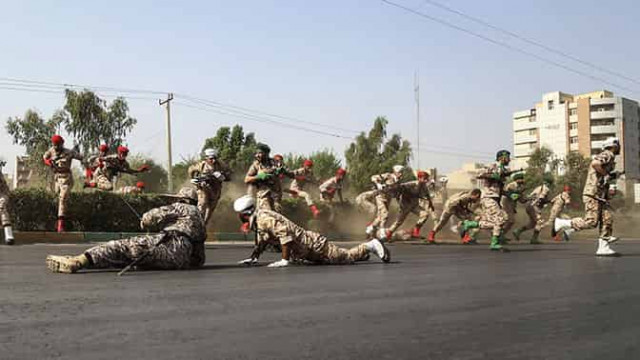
[513,228,524,242]
[489,235,503,251]
[530,230,541,244]
[459,220,479,238]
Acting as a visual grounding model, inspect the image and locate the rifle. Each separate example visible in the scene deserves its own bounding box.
[191,172,227,187]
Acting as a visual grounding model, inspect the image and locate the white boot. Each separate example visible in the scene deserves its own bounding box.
[596,238,618,257]
[366,239,390,263]
[365,224,375,236]
[4,226,14,245]
[554,218,574,240]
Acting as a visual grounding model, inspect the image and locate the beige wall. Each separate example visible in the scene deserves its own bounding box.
[577,98,591,157]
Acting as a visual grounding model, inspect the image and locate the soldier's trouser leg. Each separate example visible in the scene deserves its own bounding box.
[543,204,563,229]
[372,194,390,228]
[415,206,430,229]
[0,194,11,227]
[322,242,369,264]
[478,197,507,237]
[502,201,516,234]
[296,190,314,206]
[355,191,377,215]
[55,175,73,218]
[208,186,222,221]
[272,191,283,213]
[197,187,211,221]
[388,201,414,233]
[571,196,612,237]
[531,206,545,232]
[96,174,114,191]
[518,204,538,232]
[256,190,274,211]
[432,210,453,233]
[84,234,195,270]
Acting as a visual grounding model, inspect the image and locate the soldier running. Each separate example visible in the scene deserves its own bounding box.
[46,187,206,273]
[554,137,622,256]
[85,145,150,191]
[459,150,513,251]
[386,171,434,242]
[365,165,405,238]
[545,185,572,241]
[513,174,553,244]
[319,168,347,222]
[288,159,320,218]
[245,144,282,212]
[188,148,231,226]
[84,144,109,186]
[501,171,527,237]
[0,160,14,245]
[43,135,84,232]
[428,188,481,244]
[234,195,390,267]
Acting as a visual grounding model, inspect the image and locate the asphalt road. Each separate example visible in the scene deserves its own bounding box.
[2,240,640,360]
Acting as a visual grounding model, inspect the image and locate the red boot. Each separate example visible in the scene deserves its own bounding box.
[309,205,320,219]
[427,230,436,243]
[240,223,250,234]
[462,233,473,244]
[56,217,65,233]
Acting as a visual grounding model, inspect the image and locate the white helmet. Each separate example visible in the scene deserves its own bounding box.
[233,195,255,214]
[601,137,620,150]
[392,165,405,174]
[204,148,217,159]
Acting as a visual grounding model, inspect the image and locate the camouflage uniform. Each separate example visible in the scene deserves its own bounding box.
[388,181,433,234]
[475,163,509,237]
[0,172,11,227]
[370,172,402,229]
[188,159,231,225]
[246,158,283,212]
[544,192,571,227]
[501,180,527,233]
[118,186,142,195]
[520,184,551,232]
[93,155,139,191]
[319,176,343,202]
[84,152,106,181]
[432,191,478,233]
[85,202,207,270]
[570,150,616,237]
[289,167,316,206]
[43,146,83,217]
[254,209,369,264]
[355,190,377,215]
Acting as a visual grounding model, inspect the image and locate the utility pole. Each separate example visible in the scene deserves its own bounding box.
[414,70,420,170]
[160,93,174,192]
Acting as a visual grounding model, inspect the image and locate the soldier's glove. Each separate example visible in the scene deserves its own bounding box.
[256,172,273,181]
[267,259,290,268]
[213,171,225,181]
[238,258,259,266]
[509,193,520,201]
[43,158,53,167]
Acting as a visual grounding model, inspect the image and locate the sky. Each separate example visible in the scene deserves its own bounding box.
[1,0,639,176]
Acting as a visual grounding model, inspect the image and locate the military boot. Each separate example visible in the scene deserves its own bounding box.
[46,254,89,274]
[513,228,524,242]
[530,230,542,244]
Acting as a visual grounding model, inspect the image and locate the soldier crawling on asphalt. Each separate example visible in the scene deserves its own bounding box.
[46,187,206,274]
[233,195,390,267]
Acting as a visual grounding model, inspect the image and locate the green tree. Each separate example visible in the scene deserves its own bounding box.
[284,149,341,182]
[118,154,168,193]
[5,109,63,185]
[557,151,590,205]
[201,125,258,174]
[524,146,554,190]
[344,117,412,193]
[62,89,137,155]
[171,155,199,188]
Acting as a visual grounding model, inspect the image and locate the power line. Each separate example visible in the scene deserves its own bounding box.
[0,76,168,95]
[418,0,640,87]
[381,0,638,95]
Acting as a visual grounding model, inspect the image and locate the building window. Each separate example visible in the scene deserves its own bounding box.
[529,129,537,136]
[569,108,577,116]
[591,104,614,112]
[591,119,615,127]
[528,116,536,122]
[570,136,579,144]
[570,123,578,130]
[548,100,554,110]
[529,143,537,149]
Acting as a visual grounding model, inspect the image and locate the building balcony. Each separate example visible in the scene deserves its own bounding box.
[590,110,617,120]
[590,125,617,135]
[513,121,537,132]
[514,147,537,157]
[514,134,538,143]
[569,129,578,137]
[570,143,579,151]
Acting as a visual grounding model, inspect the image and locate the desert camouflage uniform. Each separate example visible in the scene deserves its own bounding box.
[43,146,83,217]
[319,176,343,202]
[475,163,509,237]
[432,190,478,233]
[289,167,317,206]
[544,192,571,227]
[388,181,433,233]
[520,184,550,232]
[118,186,142,195]
[570,150,616,237]
[355,190,377,215]
[501,180,527,233]
[93,155,138,191]
[0,172,11,227]
[246,158,283,212]
[189,159,231,225]
[370,172,402,229]
[254,209,369,264]
[84,202,207,270]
